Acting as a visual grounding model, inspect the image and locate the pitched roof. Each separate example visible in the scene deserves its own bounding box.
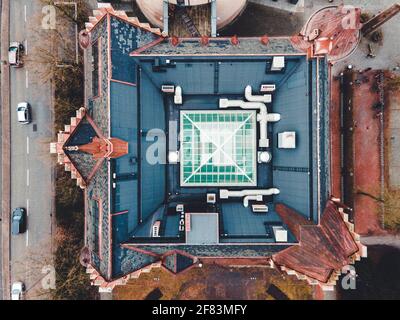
[85,2,163,36]
[273,200,360,284]
[162,251,195,274]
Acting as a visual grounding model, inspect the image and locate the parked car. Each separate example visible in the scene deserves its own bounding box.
[11,208,27,235]
[8,42,24,67]
[17,102,31,124]
[11,282,25,300]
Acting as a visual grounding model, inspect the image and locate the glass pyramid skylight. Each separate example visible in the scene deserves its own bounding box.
[180,110,257,187]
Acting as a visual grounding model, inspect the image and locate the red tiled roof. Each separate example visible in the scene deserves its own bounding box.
[273,201,359,283]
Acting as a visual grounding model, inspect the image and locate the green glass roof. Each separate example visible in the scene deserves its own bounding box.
[180,110,257,187]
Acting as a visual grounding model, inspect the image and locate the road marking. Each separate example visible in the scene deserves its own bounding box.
[26,199,30,215]
[24,5,27,23]
[26,230,29,247]
[25,70,29,88]
[26,136,30,154]
[24,39,28,55]
[26,169,30,186]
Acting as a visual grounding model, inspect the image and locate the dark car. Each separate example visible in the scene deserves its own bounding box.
[12,208,27,235]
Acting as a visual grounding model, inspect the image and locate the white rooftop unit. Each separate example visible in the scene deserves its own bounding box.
[161,85,175,93]
[278,131,296,149]
[260,84,276,93]
[252,204,268,213]
[168,150,179,164]
[272,226,288,242]
[152,221,161,237]
[271,56,285,71]
[258,151,272,163]
[176,204,184,212]
[174,86,182,104]
[207,193,216,204]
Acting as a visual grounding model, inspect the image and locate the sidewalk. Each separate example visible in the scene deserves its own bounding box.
[387,87,400,188]
[249,0,305,13]
[361,235,400,249]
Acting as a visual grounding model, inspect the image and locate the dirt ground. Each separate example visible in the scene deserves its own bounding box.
[113,263,313,300]
[352,71,387,235]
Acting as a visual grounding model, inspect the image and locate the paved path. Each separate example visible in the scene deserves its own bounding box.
[387,90,400,188]
[250,0,305,12]
[361,235,400,249]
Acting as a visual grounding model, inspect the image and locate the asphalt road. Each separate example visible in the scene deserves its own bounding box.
[8,0,54,299]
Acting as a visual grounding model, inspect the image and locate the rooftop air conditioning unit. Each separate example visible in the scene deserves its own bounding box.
[260,84,276,93]
[207,193,216,204]
[152,221,161,237]
[271,56,285,72]
[278,131,296,149]
[252,204,268,213]
[161,85,175,93]
[176,204,184,212]
[272,226,288,242]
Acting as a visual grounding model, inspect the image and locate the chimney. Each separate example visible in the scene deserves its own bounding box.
[230,35,239,46]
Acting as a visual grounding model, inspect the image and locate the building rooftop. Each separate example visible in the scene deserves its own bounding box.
[51,3,366,291]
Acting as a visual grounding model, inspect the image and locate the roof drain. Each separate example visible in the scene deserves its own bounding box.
[219,94,280,148]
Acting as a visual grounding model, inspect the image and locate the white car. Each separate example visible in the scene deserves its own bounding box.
[17,102,32,124]
[8,42,24,67]
[11,281,25,300]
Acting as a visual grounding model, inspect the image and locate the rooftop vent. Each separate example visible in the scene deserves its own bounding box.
[207,193,216,204]
[278,131,296,149]
[174,86,183,105]
[258,151,272,164]
[152,221,161,237]
[252,204,268,213]
[176,204,184,212]
[168,151,180,164]
[271,56,285,72]
[272,226,288,242]
[260,84,276,93]
[161,85,175,93]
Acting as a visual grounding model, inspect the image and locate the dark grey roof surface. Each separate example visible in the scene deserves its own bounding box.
[162,252,194,274]
[113,246,158,278]
[86,160,110,277]
[134,244,291,257]
[110,16,159,83]
[64,118,99,180]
